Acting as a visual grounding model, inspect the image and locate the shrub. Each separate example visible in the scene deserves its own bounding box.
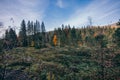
[112,54,120,66]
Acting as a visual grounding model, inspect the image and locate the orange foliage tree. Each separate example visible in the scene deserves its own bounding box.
[53,34,57,46]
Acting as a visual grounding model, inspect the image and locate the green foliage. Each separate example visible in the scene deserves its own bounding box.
[1,46,120,80]
[113,27,120,47]
[116,19,120,26]
[41,21,46,33]
[4,28,17,49]
[71,27,77,42]
[19,20,28,47]
[1,19,120,80]
[0,40,3,52]
[9,28,18,47]
[7,62,31,67]
[112,54,120,66]
[95,34,108,48]
[41,21,46,48]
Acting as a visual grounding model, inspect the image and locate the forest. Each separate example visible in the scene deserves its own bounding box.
[0,19,120,80]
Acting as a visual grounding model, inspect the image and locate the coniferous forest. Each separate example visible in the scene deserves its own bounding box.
[0,19,120,80]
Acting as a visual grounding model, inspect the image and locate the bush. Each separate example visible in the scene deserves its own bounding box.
[8,62,31,67]
[112,54,120,66]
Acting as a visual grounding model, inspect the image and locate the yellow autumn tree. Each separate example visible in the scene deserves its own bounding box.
[47,72,55,80]
[53,34,57,46]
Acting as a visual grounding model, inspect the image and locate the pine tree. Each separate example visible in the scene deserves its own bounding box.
[31,21,34,35]
[19,20,28,47]
[34,22,37,34]
[113,27,120,47]
[27,20,31,46]
[95,34,107,48]
[4,28,17,49]
[61,25,66,46]
[0,39,3,52]
[27,20,31,35]
[76,30,82,46]
[57,27,62,47]
[36,20,41,33]
[34,21,40,48]
[41,21,46,33]
[116,19,120,26]
[71,26,77,45]
[9,28,18,47]
[5,30,9,41]
[41,21,46,47]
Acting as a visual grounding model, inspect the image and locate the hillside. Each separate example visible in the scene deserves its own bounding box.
[0,46,120,80]
[0,20,120,80]
[0,0,120,79]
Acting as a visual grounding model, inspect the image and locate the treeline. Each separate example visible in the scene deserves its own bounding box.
[0,19,120,50]
[2,20,48,49]
[54,23,120,48]
[18,20,47,48]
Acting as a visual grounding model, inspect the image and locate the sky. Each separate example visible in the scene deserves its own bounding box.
[0,0,120,36]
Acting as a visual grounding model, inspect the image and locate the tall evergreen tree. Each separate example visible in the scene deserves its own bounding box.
[27,20,31,35]
[0,39,3,52]
[116,19,120,26]
[5,30,9,40]
[71,26,77,45]
[61,25,66,46]
[34,22,37,34]
[41,21,46,47]
[19,20,28,47]
[4,28,17,49]
[9,28,18,47]
[34,21,39,48]
[36,20,41,33]
[3,30,10,49]
[41,21,46,33]
[27,20,31,46]
[31,21,34,35]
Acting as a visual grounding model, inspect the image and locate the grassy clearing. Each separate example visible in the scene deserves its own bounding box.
[0,46,120,80]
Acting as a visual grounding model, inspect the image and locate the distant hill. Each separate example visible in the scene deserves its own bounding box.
[110,23,118,28]
[96,22,119,29]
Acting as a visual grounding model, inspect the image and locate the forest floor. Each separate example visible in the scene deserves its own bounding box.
[0,46,120,80]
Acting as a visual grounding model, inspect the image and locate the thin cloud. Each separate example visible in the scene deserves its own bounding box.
[0,0,120,35]
[64,0,120,27]
[56,0,65,8]
[0,0,49,37]
[0,0,48,28]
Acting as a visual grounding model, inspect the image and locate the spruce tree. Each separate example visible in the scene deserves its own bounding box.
[95,34,107,48]
[36,20,40,33]
[5,30,9,41]
[27,21,31,46]
[31,21,34,35]
[34,22,37,34]
[41,21,46,47]
[116,19,120,26]
[3,28,17,49]
[0,39,3,52]
[9,28,17,48]
[27,20,31,35]
[41,21,46,33]
[19,20,28,47]
[71,27,77,45]
[61,25,66,46]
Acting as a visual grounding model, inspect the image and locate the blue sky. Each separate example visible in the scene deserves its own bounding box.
[0,0,120,34]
